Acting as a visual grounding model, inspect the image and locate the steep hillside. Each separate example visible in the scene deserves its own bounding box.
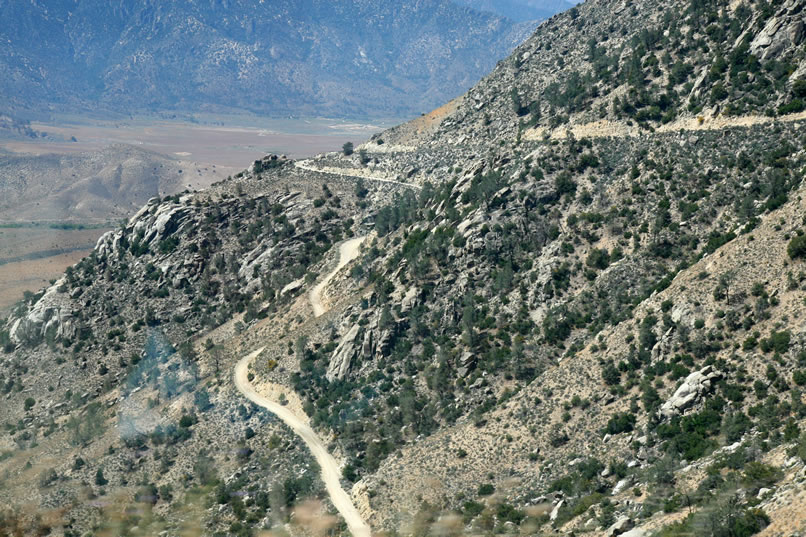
[2,0,806,536]
[0,0,539,119]
[383,0,806,146]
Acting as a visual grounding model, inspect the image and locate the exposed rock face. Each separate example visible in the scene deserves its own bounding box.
[457,351,477,378]
[651,326,676,362]
[377,328,395,358]
[660,366,722,418]
[8,279,75,346]
[280,279,304,297]
[611,477,633,496]
[400,286,420,314]
[750,0,806,60]
[362,329,375,360]
[605,516,634,537]
[549,499,564,522]
[327,324,362,381]
[142,195,193,232]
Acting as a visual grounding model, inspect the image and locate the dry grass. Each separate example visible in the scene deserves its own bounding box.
[0,227,107,312]
[5,117,385,165]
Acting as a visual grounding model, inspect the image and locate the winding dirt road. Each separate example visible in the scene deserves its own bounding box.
[295,160,422,190]
[233,237,370,536]
[309,236,366,317]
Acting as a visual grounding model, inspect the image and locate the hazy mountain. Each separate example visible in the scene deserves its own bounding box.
[451,0,576,21]
[0,145,228,222]
[0,0,542,119]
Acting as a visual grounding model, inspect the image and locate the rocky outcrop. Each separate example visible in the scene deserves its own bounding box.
[749,0,805,61]
[8,279,76,346]
[400,287,420,314]
[549,499,564,522]
[605,516,634,537]
[280,279,304,297]
[130,199,191,246]
[457,351,477,378]
[327,324,362,381]
[660,366,722,418]
[362,329,375,360]
[611,477,633,496]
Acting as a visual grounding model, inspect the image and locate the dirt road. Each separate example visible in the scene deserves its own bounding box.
[234,350,371,537]
[295,160,422,189]
[309,236,366,317]
[233,237,371,536]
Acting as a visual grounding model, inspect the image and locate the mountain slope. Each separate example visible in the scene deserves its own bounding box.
[3,0,806,536]
[0,0,539,119]
[383,0,806,146]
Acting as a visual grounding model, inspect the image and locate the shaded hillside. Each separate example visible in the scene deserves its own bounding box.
[0,0,539,119]
[452,0,576,22]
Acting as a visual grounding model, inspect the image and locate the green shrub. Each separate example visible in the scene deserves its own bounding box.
[178,414,196,428]
[606,412,636,434]
[477,483,495,496]
[657,506,769,537]
[778,99,805,115]
[342,463,357,482]
[602,363,621,386]
[555,172,577,197]
[788,235,806,259]
[722,411,752,442]
[158,237,179,254]
[742,462,783,490]
[95,468,108,486]
[759,331,790,354]
[797,432,806,463]
[586,248,611,270]
[496,503,525,524]
[463,500,484,522]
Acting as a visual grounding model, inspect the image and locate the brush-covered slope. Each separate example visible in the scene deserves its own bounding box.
[3,0,806,536]
[383,0,806,146]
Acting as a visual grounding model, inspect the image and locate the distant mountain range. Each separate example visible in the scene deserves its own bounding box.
[0,0,574,119]
[451,0,576,22]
